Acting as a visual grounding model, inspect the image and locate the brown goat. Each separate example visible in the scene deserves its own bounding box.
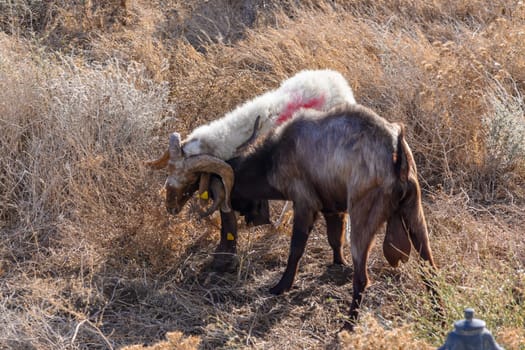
[151,104,437,329]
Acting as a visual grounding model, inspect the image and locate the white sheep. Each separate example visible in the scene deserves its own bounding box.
[181,69,356,159]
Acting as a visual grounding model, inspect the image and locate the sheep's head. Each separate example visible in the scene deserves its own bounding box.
[147,132,234,216]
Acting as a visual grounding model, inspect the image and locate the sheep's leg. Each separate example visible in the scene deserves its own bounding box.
[323,212,348,265]
[269,206,317,295]
[211,210,239,272]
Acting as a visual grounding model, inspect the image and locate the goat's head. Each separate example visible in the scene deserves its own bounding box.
[146,132,234,216]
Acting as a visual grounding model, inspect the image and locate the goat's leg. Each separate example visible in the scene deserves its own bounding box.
[323,212,348,265]
[212,210,238,272]
[269,206,317,295]
[345,192,385,330]
[346,227,376,330]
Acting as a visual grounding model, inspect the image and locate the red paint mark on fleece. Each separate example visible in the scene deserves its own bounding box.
[276,94,326,125]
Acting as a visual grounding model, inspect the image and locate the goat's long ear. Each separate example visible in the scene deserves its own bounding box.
[182,155,234,213]
[383,212,411,267]
[145,150,170,169]
[198,176,226,218]
[400,179,436,267]
[397,137,436,268]
[198,173,211,207]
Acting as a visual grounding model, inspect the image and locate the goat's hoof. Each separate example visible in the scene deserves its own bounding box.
[211,252,238,273]
[341,320,356,332]
[333,258,349,266]
[269,286,284,295]
[269,283,290,295]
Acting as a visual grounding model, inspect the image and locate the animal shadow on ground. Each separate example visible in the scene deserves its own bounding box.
[318,263,353,287]
[91,224,362,348]
[80,230,267,348]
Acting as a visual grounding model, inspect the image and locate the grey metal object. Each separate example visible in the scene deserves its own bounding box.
[438,308,504,350]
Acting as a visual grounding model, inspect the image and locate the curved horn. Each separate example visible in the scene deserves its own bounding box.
[183,155,234,213]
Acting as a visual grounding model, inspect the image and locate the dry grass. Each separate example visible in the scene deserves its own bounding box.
[1,0,524,349]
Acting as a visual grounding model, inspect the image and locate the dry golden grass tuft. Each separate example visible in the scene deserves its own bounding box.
[497,327,525,350]
[122,331,200,350]
[338,313,434,350]
[1,0,525,349]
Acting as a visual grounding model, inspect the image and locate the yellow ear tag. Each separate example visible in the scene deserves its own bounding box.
[226,232,235,241]
[199,191,209,200]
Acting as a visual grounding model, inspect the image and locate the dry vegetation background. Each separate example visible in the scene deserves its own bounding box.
[1,0,524,349]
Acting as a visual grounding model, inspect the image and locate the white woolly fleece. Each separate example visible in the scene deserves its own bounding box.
[182,69,356,160]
